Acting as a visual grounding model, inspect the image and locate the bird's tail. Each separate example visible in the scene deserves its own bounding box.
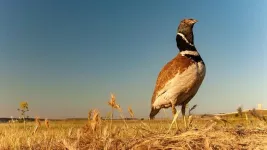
[149,107,160,120]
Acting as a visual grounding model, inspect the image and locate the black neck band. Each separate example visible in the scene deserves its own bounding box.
[184,54,203,63]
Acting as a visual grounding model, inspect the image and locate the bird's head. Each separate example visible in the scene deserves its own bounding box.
[177,18,198,45]
[177,18,198,33]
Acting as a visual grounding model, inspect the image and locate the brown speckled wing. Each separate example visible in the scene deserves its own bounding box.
[151,53,194,105]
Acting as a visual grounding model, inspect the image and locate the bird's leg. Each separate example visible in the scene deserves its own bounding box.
[182,105,187,129]
[172,104,178,129]
[172,104,177,116]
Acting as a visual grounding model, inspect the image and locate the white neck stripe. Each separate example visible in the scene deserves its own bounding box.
[180,50,199,56]
[177,33,194,46]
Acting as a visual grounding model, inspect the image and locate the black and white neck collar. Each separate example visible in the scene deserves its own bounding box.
[180,50,199,56]
[180,50,203,63]
[176,33,196,51]
[177,33,194,46]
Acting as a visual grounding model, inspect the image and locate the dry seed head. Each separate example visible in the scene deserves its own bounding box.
[189,104,197,114]
[92,110,100,122]
[108,93,116,107]
[108,93,121,111]
[128,107,134,118]
[91,109,101,132]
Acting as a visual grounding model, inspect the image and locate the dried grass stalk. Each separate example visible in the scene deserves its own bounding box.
[188,115,193,127]
[32,125,39,135]
[91,109,101,132]
[88,109,92,123]
[189,104,197,115]
[33,116,41,134]
[245,113,249,125]
[45,118,49,129]
[128,107,134,118]
[204,137,212,150]
[108,93,116,108]
[108,93,122,130]
[35,116,41,127]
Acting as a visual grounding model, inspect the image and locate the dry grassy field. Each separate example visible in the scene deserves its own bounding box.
[1,112,267,150]
[1,97,267,149]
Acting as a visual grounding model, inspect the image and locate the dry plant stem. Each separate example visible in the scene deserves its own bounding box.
[175,117,178,129]
[45,119,49,129]
[108,93,117,130]
[32,125,39,135]
[245,113,249,125]
[110,108,113,130]
[32,117,41,135]
[183,115,187,128]
[128,107,134,118]
[188,115,193,127]
[88,109,92,123]
[23,118,26,129]
[189,104,197,116]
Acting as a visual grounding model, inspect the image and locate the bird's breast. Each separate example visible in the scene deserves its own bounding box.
[174,61,206,105]
[172,61,204,93]
[152,61,205,108]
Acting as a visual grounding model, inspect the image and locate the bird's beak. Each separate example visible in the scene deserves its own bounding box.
[192,19,198,24]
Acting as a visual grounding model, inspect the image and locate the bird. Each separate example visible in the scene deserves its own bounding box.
[149,18,206,127]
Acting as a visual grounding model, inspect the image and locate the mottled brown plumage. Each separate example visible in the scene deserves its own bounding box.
[151,53,195,105]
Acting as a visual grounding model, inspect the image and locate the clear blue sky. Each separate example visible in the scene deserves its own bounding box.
[0,0,266,119]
